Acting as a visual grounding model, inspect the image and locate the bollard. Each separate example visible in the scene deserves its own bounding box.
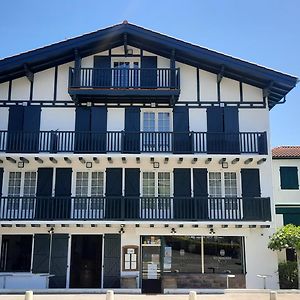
[106,290,114,300]
[25,291,33,300]
[189,291,197,300]
[270,291,277,300]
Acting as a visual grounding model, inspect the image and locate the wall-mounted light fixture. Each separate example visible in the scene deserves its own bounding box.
[119,224,125,234]
[209,227,215,235]
[222,161,229,169]
[171,228,176,234]
[153,162,160,168]
[86,162,92,169]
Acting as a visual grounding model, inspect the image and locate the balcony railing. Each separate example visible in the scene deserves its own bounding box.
[69,67,180,89]
[0,196,271,222]
[0,131,268,154]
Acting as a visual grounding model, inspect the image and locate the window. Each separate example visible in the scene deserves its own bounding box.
[141,172,172,218]
[0,235,33,272]
[74,172,104,214]
[208,172,239,220]
[280,167,299,190]
[143,111,171,132]
[7,172,36,211]
[113,61,139,87]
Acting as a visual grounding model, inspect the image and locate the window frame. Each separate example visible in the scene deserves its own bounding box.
[74,171,105,197]
[141,109,173,133]
[7,171,37,197]
[280,166,299,190]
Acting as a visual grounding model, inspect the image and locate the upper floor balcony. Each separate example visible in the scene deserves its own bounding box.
[68,67,181,103]
[0,131,268,155]
[0,196,271,222]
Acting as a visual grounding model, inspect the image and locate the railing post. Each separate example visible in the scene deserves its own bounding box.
[25,291,33,300]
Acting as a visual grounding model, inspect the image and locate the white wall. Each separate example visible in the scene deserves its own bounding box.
[243,83,263,102]
[0,107,9,130]
[177,62,197,102]
[0,82,9,100]
[11,77,30,100]
[199,69,217,101]
[40,108,75,131]
[56,62,73,100]
[189,108,207,132]
[239,108,269,132]
[220,77,240,102]
[107,108,125,131]
[32,68,55,101]
[272,158,300,206]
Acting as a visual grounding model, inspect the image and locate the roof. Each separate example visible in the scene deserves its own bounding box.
[0,21,298,108]
[272,146,300,159]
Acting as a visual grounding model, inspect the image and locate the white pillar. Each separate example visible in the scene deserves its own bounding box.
[189,291,197,300]
[270,291,277,300]
[25,291,33,300]
[106,290,114,300]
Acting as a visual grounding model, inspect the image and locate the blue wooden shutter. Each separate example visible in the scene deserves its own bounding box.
[7,106,24,152]
[174,168,192,219]
[125,168,140,219]
[207,107,224,154]
[173,106,192,153]
[49,234,69,288]
[93,56,111,87]
[91,107,107,153]
[193,168,208,219]
[280,167,299,189]
[75,107,91,153]
[32,234,50,273]
[0,168,3,196]
[55,168,72,219]
[23,106,41,153]
[241,168,266,221]
[103,234,121,288]
[123,107,140,153]
[141,56,157,88]
[35,168,53,219]
[224,107,240,154]
[106,168,122,219]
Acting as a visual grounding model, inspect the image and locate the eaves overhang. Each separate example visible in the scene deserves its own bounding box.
[0,22,298,109]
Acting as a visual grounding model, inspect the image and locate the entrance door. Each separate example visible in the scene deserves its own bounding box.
[70,235,102,288]
[141,236,162,293]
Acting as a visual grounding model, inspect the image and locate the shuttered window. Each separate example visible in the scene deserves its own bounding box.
[280,167,299,190]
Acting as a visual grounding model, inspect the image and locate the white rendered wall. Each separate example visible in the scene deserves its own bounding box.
[177,62,197,102]
[40,108,75,131]
[220,77,240,102]
[243,83,263,102]
[81,50,109,68]
[199,69,217,101]
[272,158,300,206]
[32,68,55,100]
[0,82,9,100]
[107,108,125,131]
[0,107,9,130]
[11,77,30,100]
[239,108,269,132]
[189,108,207,132]
[56,62,73,100]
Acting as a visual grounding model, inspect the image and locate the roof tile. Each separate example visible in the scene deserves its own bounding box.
[272,146,300,158]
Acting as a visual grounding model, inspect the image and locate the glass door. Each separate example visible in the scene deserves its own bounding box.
[141,236,162,293]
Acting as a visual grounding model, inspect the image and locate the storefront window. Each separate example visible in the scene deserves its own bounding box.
[0,235,32,272]
[163,236,202,273]
[203,236,243,274]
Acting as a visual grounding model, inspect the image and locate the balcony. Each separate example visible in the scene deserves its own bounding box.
[68,67,180,103]
[0,131,268,154]
[0,196,271,222]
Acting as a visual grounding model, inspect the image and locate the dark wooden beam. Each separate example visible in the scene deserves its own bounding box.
[20,157,29,164]
[231,158,240,164]
[244,158,253,165]
[64,157,72,164]
[136,157,140,164]
[107,157,113,163]
[93,157,99,163]
[79,157,86,164]
[123,33,128,55]
[0,159,3,164]
[191,158,197,164]
[263,81,274,98]
[24,64,34,82]
[34,157,43,164]
[257,158,267,165]
[150,157,154,163]
[6,157,16,164]
[122,157,127,164]
[164,157,169,164]
[49,157,57,164]
[217,65,225,84]
[219,158,226,164]
[177,157,183,164]
[205,158,212,164]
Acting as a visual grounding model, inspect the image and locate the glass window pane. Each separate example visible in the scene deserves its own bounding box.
[76,172,89,196]
[23,172,37,196]
[224,172,237,197]
[209,172,222,197]
[143,112,155,132]
[142,172,155,197]
[91,172,104,196]
[8,172,21,196]
[158,172,170,197]
[158,112,170,132]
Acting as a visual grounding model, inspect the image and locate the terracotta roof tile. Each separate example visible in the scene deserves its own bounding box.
[272,146,300,158]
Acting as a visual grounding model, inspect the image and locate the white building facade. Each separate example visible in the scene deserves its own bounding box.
[0,22,297,292]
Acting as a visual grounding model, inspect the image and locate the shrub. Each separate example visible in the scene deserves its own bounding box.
[278,261,298,289]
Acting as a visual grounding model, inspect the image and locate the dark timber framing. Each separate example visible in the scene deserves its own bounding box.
[0,22,296,109]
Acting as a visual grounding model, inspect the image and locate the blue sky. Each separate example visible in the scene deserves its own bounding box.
[0,0,299,147]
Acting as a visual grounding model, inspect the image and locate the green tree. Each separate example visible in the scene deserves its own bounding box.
[268,224,300,289]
